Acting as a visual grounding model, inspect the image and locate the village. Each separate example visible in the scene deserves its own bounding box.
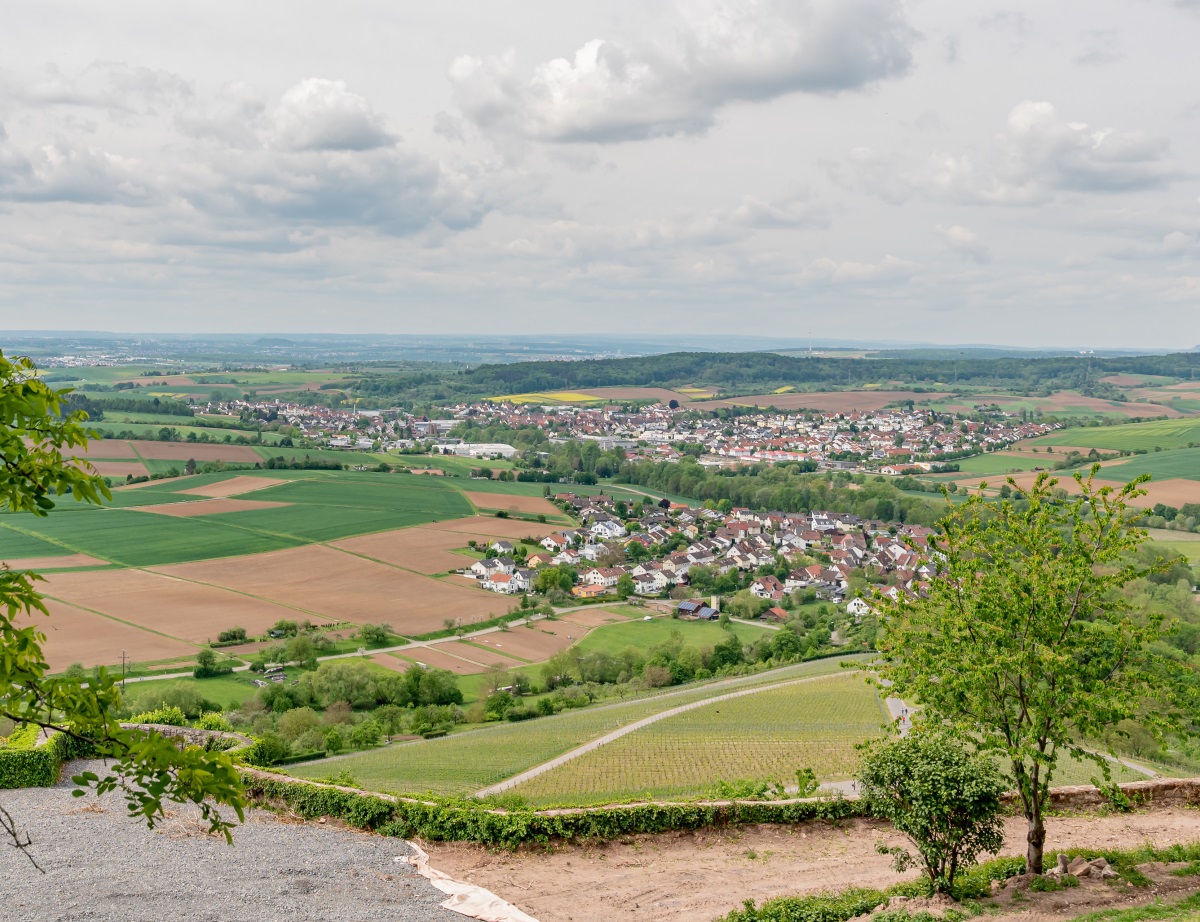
[203,394,1059,475]
[458,489,939,628]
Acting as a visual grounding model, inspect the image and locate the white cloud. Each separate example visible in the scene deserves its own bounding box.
[449,0,917,143]
[935,224,990,262]
[841,102,1182,207]
[270,79,394,151]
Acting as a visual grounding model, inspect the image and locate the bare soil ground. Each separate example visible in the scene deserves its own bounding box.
[559,608,633,628]
[131,441,263,461]
[988,472,1200,508]
[425,515,556,540]
[64,440,136,459]
[692,391,928,413]
[178,476,286,497]
[334,526,478,574]
[87,460,150,477]
[23,599,195,670]
[460,624,587,662]
[369,652,413,673]
[43,568,327,644]
[399,646,495,675]
[1,553,107,570]
[428,640,526,670]
[133,498,291,517]
[463,492,561,516]
[423,807,1200,922]
[153,545,508,635]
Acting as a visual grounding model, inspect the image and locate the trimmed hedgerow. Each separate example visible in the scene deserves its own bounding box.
[240,772,868,848]
[0,726,98,789]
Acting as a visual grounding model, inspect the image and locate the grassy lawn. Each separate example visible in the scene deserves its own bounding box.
[953,452,1049,475]
[512,672,887,805]
[288,657,865,795]
[123,672,265,711]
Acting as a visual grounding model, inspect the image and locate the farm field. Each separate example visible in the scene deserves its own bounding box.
[22,599,197,671]
[288,656,865,795]
[1023,419,1200,451]
[1089,448,1200,483]
[462,491,560,516]
[951,452,1051,475]
[511,672,887,805]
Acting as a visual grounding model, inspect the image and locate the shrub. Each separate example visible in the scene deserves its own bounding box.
[217,627,248,644]
[129,706,188,727]
[194,712,233,732]
[858,731,1006,894]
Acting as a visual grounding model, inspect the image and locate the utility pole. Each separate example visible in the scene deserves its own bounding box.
[120,649,127,690]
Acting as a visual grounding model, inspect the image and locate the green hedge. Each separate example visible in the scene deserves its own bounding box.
[0,727,97,789]
[241,773,867,847]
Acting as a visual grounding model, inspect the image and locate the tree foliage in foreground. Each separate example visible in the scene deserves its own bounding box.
[858,731,1006,893]
[874,469,1189,875]
[0,351,244,862]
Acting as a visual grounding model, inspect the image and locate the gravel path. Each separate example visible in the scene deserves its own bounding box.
[0,761,464,922]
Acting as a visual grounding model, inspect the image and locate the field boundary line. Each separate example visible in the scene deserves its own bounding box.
[39,593,203,648]
[0,520,124,567]
[475,671,861,797]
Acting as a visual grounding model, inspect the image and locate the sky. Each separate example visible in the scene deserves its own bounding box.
[1,0,1199,348]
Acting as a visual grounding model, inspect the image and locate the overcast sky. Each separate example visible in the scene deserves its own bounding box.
[1,0,1198,348]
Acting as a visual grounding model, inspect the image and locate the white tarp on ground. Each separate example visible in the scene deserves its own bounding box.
[396,843,540,922]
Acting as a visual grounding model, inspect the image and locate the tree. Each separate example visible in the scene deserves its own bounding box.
[0,351,243,859]
[615,573,635,600]
[875,471,1184,874]
[859,731,1005,894]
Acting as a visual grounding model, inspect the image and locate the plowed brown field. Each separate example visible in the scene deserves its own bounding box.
[42,568,325,644]
[1,554,107,570]
[398,646,489,675]
[133,498,290,517]
[333,527,476,574]
[26,600,196,670]
[179,476,286,497]
[428,640,525,670]
[88,461,150,477]
[424,515,555,539]
[463,492,559,516]
[132,441,262,461]
[153,545,509,635]
[463,624,585,662]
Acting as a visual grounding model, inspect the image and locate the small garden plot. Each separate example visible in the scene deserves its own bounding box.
[424,515,557,539]
[512,673,887,806]
[177,475,287,497]
[27,599,196,671]
[558,608,634,628]
[42,568,328,644]
[462,491,560,516]
[133,498,291,517]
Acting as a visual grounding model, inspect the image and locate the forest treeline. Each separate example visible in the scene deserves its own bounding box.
[344,350,1200,403]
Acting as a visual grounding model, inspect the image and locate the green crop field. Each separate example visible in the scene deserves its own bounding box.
[2,470,472,567]
[254,446,384,467]
[288,656,865,795]
[512,673,887,806]
[0,526,79,560]
[1091,448,1200,483]
[1027,419,1200,452]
